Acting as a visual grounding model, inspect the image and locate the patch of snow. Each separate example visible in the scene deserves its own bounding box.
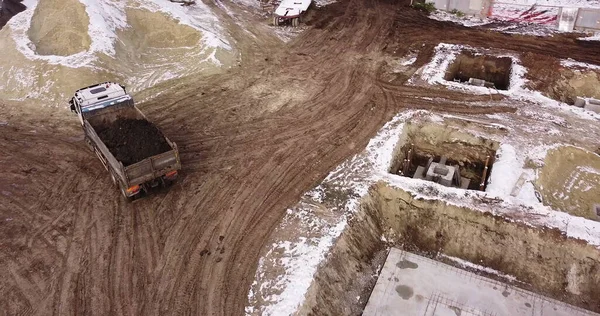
[261,219,347,316]
[429,10,489,27]
[417,43,528,96]
[401,56,418,66]
[486,144,522,196]
[561,58,600,71]
[231,0,261,8]
[517,181,541,204]
[442,255,518,282]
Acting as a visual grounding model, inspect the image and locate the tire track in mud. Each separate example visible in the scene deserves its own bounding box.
[2,0,600,315]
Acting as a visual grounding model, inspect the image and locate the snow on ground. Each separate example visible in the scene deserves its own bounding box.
[137,0,231,50]
[247,109,600,314]
[486,144,523,196]
[0,0,235,104]
[561,58,600,70]
[441,254,519,283]
[429,0,600,36]
[314,0,338,7]
[429,10,490,27]
[8,0,230,67]
[247,45,600,315]
[258,219,347,316]
[579,32,600,40]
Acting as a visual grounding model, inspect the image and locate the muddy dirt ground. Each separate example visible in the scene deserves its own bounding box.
[97,118,171,166]
[1,0,600,315]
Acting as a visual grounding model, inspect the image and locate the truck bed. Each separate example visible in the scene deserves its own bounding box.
[88,106,171,166]
[83,104,181,189]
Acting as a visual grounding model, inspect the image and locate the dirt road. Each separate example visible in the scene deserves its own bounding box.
[1,0,599,315]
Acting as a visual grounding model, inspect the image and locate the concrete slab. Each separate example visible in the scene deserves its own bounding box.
[363,248,598,316]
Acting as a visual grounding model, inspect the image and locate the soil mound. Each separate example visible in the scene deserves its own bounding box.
[0,0,26,30]
[97,118,171,166]
[123,8,201,50]
[28,0,91,56]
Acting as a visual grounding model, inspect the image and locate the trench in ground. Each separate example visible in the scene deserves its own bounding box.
[298,183,600,315]
[444,53,513,90]
[388,122,498,191]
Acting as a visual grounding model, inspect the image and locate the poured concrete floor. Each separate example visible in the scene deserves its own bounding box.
[363,249,598,316]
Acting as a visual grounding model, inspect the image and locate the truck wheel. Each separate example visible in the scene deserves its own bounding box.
[292,17,300,27]
[273,16,279,26]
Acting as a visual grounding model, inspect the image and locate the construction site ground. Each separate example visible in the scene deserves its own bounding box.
[1,0,600,315]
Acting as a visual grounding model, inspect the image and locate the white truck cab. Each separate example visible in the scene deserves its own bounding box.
[69,82,133,125]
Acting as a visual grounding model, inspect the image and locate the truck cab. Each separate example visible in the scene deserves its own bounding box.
[69,82,133,125]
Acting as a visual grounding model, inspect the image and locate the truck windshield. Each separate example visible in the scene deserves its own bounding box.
[81,95,133,113]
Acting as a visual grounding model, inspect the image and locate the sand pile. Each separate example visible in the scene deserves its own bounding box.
[123,8,201,50]
[0,0,26,30]
[27,0,91,56]
[537,146,600,220]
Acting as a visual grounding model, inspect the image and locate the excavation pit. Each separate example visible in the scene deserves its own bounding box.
[298,184,600,315]
[444,53,513,90]
[388,123,499,191]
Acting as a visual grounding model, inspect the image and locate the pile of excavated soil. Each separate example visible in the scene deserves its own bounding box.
[97,118,171,166]
[122,8,201,50]
[522,52,600,104]
[28,0,91,56]
[537,146,600,220]
[0,0,26,30]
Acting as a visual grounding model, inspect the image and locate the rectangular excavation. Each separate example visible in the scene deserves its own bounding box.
[389,123,498,191]
[444,53,513,90]
[297,183,600,315]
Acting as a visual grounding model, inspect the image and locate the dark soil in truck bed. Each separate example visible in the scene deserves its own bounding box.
[97,118,171,166]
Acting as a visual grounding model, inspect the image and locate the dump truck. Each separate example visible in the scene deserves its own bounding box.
[69,82,181,199]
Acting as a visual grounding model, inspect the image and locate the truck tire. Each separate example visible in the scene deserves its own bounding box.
[292,17,300,27]
[273,16,279,26]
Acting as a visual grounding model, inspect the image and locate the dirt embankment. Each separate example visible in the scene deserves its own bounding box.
[28,0,91,56]
[97,118,171,166]
[0,0,26,29]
